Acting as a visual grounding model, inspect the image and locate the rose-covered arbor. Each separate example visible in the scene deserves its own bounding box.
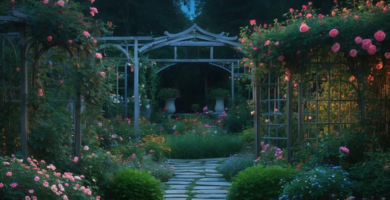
[0,0,111,161]
[241,1,390,163]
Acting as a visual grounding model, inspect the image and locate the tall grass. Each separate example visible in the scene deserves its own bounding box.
[165,133,244,159]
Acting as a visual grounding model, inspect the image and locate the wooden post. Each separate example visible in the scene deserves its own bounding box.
[134,38,139,131]
[20,26,28,163]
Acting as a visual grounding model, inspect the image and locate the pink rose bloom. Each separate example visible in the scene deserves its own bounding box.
[83,146,89,151]
[51,185,58,193]
[307,13,312,18]
[45,174,49,178]
[106,151,111,155]
[385,52,390,59]
[57,0,64,7]
[34,176,40,181]
[349,49,357,57]
[249,19,256,25]
[253,46,258,50]
[83,31,90,37]
[58,184,65,191]
[47,36,52,42]
[299,13,303,17]
[100,71,106,78]
[355,36,362,44]
[92,37,97,44]
[237,47,241,51]
[67,40,72,45]
[332,43,340,52]
[25,197,31,200]
[339,146,349,154]
[354,15,358,20]
[84,188,92,195]
[302,5,307,10]
[10,183,17,188]
[6,171,12,176]
[329,29,339,37]
[318,14,324,19]
[289,8,294,12]
[62,195,68,200]
[43,0,49,4]
[278,55,284,61]
[3,162,10,166]
[374,30,386,41]
[96,196,101,200]
[0,183,4,188]
[264,40,270,46]
[362,39,372,50]
[96,53,102,59]
[29,190,34,194]
[367,45,376,55]
[299,23,309,32]
[43,181,49,187]
[72,156,79,163]
[32,197,37,200]
[275,41,279,46]
[90,7,98,14]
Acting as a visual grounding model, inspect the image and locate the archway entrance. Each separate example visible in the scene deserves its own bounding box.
[99,24,248,128]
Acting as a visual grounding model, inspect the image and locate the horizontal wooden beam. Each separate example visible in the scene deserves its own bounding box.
[98,36,153,41]
[149,59,240,63]
[169,41,226,47]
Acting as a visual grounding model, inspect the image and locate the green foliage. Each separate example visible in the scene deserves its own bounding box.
[219,153,254,181]
[239,128,254,142]
[166,132,243,159]
[109,169,164,200]
[280,167,353,200]
[223,96,252,133]
[191,104,200,112]
[349,151,390,199]
[209,88,230,99]
[228,165,298,200]
[157,88,180,99]
[139,156,174,182]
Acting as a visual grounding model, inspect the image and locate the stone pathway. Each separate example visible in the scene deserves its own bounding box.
[164,158,230,200]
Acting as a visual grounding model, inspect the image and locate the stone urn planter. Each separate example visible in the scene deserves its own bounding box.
[214,97,225,113]
[165,98,176,119]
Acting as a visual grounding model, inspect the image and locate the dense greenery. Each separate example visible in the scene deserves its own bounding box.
[228,165,298,200]
[108,169,164,200]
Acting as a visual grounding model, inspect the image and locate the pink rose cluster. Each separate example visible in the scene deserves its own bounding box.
[350,31,386,57]
[339,146,349,154]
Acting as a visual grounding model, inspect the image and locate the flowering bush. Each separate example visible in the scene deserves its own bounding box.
[157,88,180,99]
[0,156,98,200]
[228,165,298,200]
[349,151,390,199]
[209,88,230,99]
[219,153,254,181]
[280,167,353,200]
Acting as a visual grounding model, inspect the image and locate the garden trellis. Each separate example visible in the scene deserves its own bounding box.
[246,1,390,163]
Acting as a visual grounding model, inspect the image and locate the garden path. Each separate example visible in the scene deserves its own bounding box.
[164,158,230,200]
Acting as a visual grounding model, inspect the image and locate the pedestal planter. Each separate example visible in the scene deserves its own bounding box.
[214,97,225,113]
[165,98,176,119]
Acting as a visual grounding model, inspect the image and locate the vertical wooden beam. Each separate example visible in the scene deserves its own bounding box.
[124,62,128,118]
[286,77,293,164]
[231,62,234,101]
[210,47,213,59]
[134,38,140,131]
[74,91,81,158]
[20,26,28,162]
[254,65,261,159]
[298,84,303,144]
[174,46,177,60]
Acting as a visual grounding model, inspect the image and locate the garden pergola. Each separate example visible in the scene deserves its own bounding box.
[98,24,243,129]
[1,18,245,162]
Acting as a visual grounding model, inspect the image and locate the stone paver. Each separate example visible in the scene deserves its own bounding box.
[164,158,230,200]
